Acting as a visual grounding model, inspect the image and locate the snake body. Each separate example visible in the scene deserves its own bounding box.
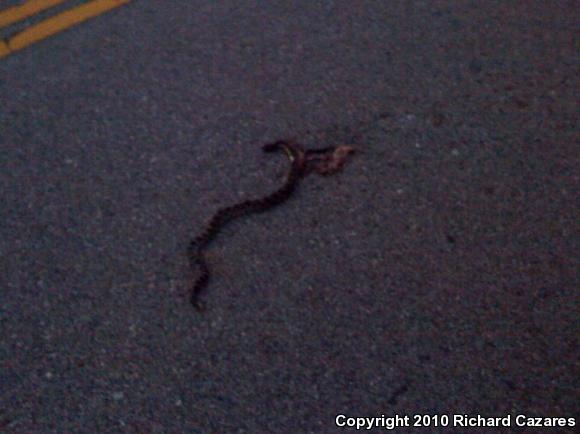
[188,140,354,309]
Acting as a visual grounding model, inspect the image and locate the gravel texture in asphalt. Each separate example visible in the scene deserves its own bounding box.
[0,1,577,432]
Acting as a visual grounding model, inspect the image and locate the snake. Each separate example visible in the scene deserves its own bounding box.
[187,140,355,310]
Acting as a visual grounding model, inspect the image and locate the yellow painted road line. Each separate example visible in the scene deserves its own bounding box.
[0,0,66,30]
[0,39,9,57]
[1,0,130,59]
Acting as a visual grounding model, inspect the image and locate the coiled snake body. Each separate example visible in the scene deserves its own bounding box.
[188,140,355,309]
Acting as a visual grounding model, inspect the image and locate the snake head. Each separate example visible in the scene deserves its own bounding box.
[309,145,356,175]
[335,145,356,157]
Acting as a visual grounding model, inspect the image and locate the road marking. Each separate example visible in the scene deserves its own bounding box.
[0,0,66,30]
[1,0,130,59]
[0,39,9,57]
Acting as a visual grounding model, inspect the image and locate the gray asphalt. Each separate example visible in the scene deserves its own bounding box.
[1,1,578,432]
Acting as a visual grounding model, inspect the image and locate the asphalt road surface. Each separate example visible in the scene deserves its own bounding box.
[1,1,578,432]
